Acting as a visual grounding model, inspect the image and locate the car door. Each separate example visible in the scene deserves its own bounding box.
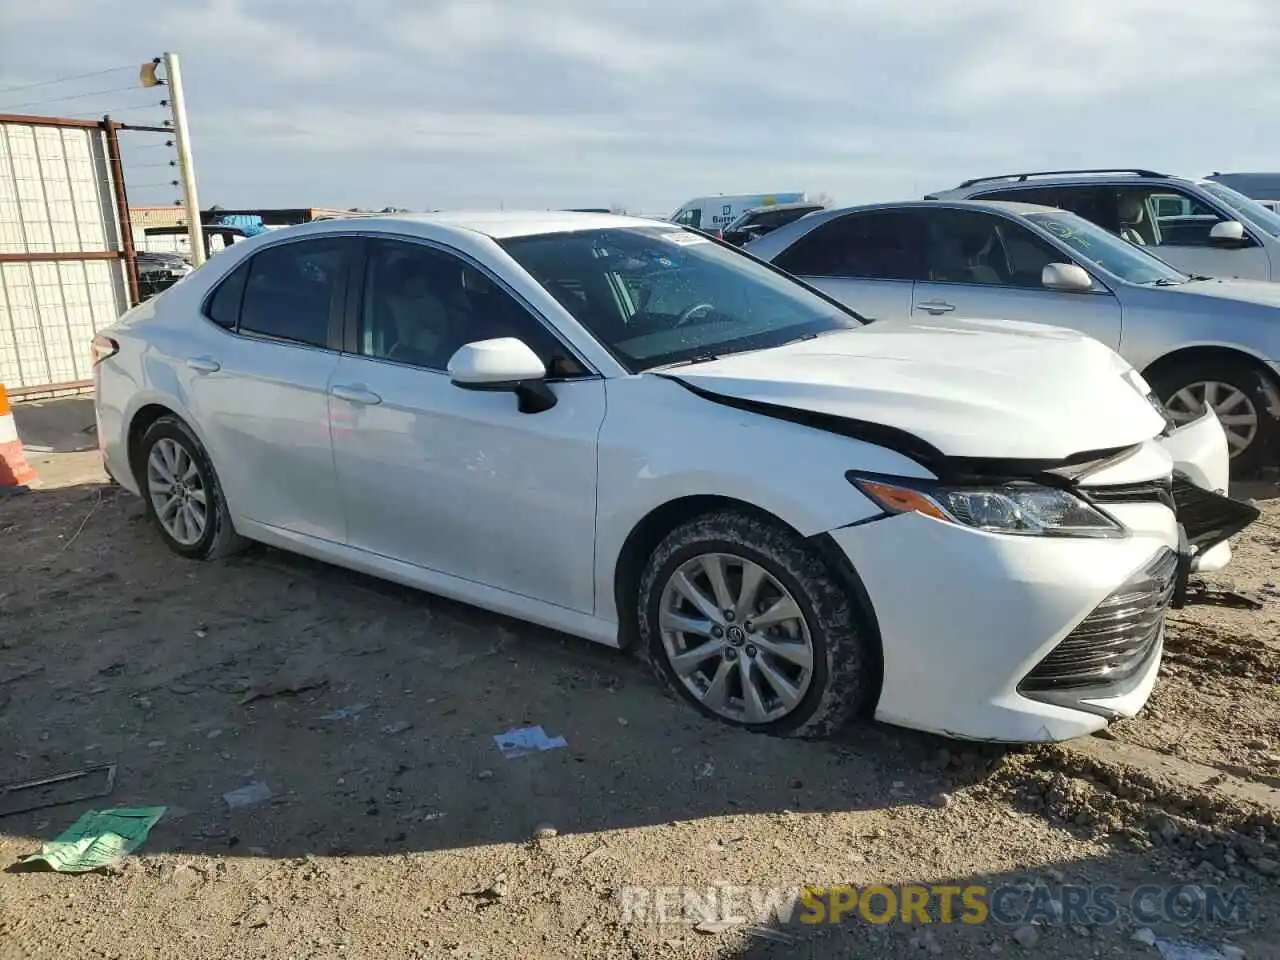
[185,236,353,542]
[911,207,1123,350]
[770,210,924,321]
[327,237,606,613]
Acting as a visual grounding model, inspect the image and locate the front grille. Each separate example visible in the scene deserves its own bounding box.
[1082,477,1174,511]
[1019,548,1177,692]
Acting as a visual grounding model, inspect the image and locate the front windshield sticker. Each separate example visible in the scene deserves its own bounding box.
[1039,218,1093,249]
[661,231,711,245]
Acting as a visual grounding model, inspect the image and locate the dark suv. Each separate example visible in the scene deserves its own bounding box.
[721,202,826,246]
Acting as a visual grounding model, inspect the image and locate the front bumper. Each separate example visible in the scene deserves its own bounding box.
[830,511,1179,742]
[829,419,1259,742]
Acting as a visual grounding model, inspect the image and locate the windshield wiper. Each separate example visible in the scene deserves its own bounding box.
[1148,277,1186,286]
[659,352,722,369]
[1185,274,1214,281]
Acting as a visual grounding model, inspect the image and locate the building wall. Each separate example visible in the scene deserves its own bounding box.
[0,119,129,395]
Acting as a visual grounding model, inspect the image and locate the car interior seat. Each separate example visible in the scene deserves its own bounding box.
[1118,196,1153,245]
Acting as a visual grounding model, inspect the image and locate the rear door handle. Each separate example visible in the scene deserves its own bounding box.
[330,383,383,405]
[186,357,221,373]
[915,299,955,314]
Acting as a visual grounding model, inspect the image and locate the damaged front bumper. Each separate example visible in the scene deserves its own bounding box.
[1153,405,1260,581]
[1171,473,1261,606]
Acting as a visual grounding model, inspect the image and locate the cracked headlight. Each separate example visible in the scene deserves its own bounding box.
[847,474,1124,538]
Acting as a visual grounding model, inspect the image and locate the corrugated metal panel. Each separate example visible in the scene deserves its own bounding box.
[0,119,128,392]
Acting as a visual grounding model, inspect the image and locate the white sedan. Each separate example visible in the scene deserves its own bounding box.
[92,212,1256,743]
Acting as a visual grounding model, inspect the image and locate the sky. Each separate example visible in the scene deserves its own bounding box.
[2,0,1279,216]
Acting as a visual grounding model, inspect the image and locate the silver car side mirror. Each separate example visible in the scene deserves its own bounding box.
[1041,263,1093,293]
[1209,220,1246,244]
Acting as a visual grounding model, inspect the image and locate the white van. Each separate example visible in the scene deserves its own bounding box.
[669,193,806,234]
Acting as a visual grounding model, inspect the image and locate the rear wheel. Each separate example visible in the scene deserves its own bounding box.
[139,415,247,560]
[637,509,875,739]
[1150,357,1280,475]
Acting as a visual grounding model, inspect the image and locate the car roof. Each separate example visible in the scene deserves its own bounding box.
[791,198,1061,223]
[259,210,672,242]
[742,199,1066,260]
[931,170,1198,198]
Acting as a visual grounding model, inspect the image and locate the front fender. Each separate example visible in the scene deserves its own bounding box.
[592,376,932,623]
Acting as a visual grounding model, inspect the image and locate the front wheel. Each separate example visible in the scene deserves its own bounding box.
[139,415,247,560]
[1150,357,1280,475]
[637,509,876,739]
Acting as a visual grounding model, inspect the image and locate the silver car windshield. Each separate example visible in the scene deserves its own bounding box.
[499,226,862,371]
[1024,211,1190,286]
[1199,181,1280,237]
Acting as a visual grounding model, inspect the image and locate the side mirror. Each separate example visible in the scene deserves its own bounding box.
[1041,262,1093,293]
[447,337,557,414]
[1209,220,1247,245]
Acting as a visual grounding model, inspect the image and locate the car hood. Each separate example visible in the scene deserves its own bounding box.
[1157,276,1280,309]
[661,318,1166,462]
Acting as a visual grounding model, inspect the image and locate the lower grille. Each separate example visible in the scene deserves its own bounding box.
[1019,548,1177,692]
[1172,472,1260,554]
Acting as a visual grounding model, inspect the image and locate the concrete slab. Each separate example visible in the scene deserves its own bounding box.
[10,396,97,454]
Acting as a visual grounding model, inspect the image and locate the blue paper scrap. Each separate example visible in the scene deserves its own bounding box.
[493,725,568,759]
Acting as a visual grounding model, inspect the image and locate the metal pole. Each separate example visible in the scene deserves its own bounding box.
[103,117,141,306]
[164,52,204,267]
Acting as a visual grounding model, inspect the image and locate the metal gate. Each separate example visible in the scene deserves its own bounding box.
[0,113,141,398]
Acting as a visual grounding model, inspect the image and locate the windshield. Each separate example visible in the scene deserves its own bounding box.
[1024,211,1189,285]
[1199,181,1280,237]
[498,226,861,371]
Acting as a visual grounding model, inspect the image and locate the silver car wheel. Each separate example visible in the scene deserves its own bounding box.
[1164,380,1259,457]
[146,437,208,546]
[657,552,814,724]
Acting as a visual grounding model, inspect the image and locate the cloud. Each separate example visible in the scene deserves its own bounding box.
[2,0,1278,212]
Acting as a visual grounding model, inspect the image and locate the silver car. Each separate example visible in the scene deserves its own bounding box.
[745,199,1280,470]
[925,169,1280,283]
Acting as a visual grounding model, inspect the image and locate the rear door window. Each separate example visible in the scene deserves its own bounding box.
[773,211,924,280]
[238,239,351,349]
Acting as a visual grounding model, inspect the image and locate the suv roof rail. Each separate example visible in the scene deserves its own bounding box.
[956,168,1170,189]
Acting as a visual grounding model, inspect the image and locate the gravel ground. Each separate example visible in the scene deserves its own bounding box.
[1,452,1277,959]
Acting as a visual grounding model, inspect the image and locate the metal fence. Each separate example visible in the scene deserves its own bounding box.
[0,113,154,398]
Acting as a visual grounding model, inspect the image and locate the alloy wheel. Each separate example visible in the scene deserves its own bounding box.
[1163,380,1259,458]
[657,552,815,724]
[146,437,208,546]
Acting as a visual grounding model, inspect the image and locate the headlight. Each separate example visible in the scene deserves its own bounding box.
[1146,390,1177,432]
[847,473,1123,538]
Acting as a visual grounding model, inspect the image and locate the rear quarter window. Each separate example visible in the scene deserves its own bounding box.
[203,260,250,330]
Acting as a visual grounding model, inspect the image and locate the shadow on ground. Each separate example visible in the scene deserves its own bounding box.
[1,481,996,863]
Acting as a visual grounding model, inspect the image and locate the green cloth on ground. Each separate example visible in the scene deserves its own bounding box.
[20,806,166,873]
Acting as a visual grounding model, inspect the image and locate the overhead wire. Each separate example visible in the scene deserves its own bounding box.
[0,64,135,97]
[0,84,153,112]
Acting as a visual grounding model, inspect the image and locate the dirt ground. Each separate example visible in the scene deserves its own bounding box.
[2,450,1278,960]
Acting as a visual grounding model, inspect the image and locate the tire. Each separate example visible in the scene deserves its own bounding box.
[1149,356,1280,476]
[637,508,875,739]
[138,414,247,560]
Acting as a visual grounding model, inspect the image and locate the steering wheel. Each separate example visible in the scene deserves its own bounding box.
[675,302,715,327]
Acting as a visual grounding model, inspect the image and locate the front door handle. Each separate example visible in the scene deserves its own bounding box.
[330,383,383,405]
[186,357,221,373]
[915,299,956,314]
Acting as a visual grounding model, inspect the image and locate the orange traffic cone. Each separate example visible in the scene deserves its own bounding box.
[0,383,38,490]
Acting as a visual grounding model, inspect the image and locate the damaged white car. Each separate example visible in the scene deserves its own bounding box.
[93,213,1259,743]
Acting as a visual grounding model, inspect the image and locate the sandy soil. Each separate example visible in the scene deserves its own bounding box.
[1,452,1277,959]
